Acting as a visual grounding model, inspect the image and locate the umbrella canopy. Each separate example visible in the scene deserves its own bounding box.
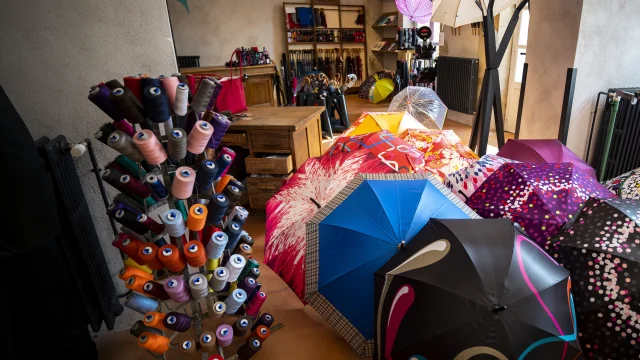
[604,167,640,199]
[342,111,426,137]
[445,154,516,202]
[466,162,615,246]
[265,150,395,300]
[388,87,448,129]
[396,0,433,23]
[360,72,395,99]
[497,139,598,180]
[400,129,479,181]
[546,198,640,360]
[375,218,581,360]
[325,130,428,174]
[370,77,395,104]
[432,0,521,27]
[305,173,480,356]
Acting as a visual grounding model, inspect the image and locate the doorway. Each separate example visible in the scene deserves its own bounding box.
[505,7,530,133]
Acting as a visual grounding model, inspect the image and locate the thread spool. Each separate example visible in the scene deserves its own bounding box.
[160,76,180,109]
[105,79,124,90]
[138,244,164,270]
[124,293,158,314]
[119,266,153,282]
[162,209,186,237]
[216,325,234,347]
[138,332,170,354]
[88,84,125,121]
[115,155,147,178]
[214,154,233,180]
[159,244,186,273]
[209,113,231,150]
[238,337,262,359]
[252,313,273,332]
[252,326,270,343]
[154,237,168,248]
[248,267,261,281]
[192,78,217,113]
[181,339,198,356]
[224,222,243,252]
[206,232,227,260]
[205,257,219,283]
[162,117,174,136]
[236,243,253,259]
[95,123,118,144]
[134,130,167,165]
[245,291,266,317]
[175,199,189,222]
[248,282,261,302]
[121,174,153,199]
[123,255,153,274]
[123,76,143,102]
[206,194,228,226]
[145,174,169,199]
[184,109,198,135]
[154,269,169,281]
[239,277,257,296]
[110,87,146,124]
[112,208,149,236]
[239,234,254,248]
[167,128,187,160]
[210,267,229,292]
[184,241,207,268]
[215,175,233,194]
[226,206,249,228]
[225,254,246,283]
[212,301,226,319]
[142,86,171,123]
[164,276,191,303]
[187,121,214,155]
[125,275,147,294]
[217,148,236,177]
[107,130,145,162]
[114,195,145,216]
[206,78,223,111]
[172,167,196,199]
[225,288,247,314]
[112,234,144,264]
[199,331,217,353]
[141,77,161,89]
[195,160,218,193]
[238,259,259,283]
[174,83,189,116]
[163,311,192,332]
[143,280,171,300]
[106,161,130,178]
[187,204,208,232]
[233,316,252,337]
[143,312,166,330]
[136,213,164,235]
[228,178,244,192]
[223,186,242,216]
[189,273,209,300]
[130,320,162,337]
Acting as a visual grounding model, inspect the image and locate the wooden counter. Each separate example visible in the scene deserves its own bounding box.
[180,64,277,107]
[220,106,325,209]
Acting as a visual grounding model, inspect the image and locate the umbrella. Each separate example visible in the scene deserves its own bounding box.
[265,150,395,301]
[369,76,395,104]
[604,167,640,199]
[399,129,479,181]
[325,130,428,174]
[497,139,598,180]
[375,218,581,360]
[341,112,426,138]
[546,198,640,360]
[360,72,395,99]
[432,0,522,27]
[395,0,433,23]
[466,162,615,246]
[445,154,516,202]
[305,173,480,356]
[388,87,448,129]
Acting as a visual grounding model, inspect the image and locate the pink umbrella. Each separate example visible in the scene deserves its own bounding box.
[395,0,433,23]
[496,139,598,179]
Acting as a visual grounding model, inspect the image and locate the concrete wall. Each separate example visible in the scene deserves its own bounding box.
[0,0,177,333]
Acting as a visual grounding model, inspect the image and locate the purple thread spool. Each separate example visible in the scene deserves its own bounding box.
[164,276,191,303]
[207,112,231,149]
[251,313,273,332]
[88,84,125,121]
[163,311,191,332]
[216,324,234,347]
[239,277,257,295]
[205,80,223,112]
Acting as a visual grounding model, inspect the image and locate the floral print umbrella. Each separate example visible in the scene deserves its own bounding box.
[466,162,615,246]
[444,154,517,202]
[604,167,640,199]
[546,198,639,360]
[399,129,478,181]
[265,150,395,300]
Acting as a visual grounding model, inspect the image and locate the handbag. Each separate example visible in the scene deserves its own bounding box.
[216,50,248,114]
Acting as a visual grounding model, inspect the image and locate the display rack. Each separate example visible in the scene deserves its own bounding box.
[371,12,399,58]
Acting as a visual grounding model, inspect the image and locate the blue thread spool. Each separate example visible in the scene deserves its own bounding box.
[195,160,218,193]
[162,209,186,237]
[224,222,243,252]
[142,86,171,123]
[145,174,169,199]
[207,194,228,226]
[124,293,158,314]
[154,237,168,247]
[214,154,233,180]
[224,288,247,314]
[228,178,244,191]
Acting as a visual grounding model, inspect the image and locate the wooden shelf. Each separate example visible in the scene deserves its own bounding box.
[289,42,316,45]
[373,24,398,29]
[372,50,398,54]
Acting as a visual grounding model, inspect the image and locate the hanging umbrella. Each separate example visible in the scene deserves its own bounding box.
[325,130,428,174]
[400,129,479,181]
[369,76,395,104]
[432,0,521,27]
[395,0,433,23]
[497,139,598,180]
[465,162,615,246]
[445,154,516,202]
[265,150,395,301]
[375,218,581,360]
[341,112,426,138]
[604,167,640,199]
[546,198,640,360]
[305,173,480,356]
[388,87,448,129]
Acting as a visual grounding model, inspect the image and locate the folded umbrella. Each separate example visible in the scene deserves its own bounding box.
[604,167,640,199]
[305,173,479,356]
[265,150,395,300]
[547,198,639,360]
[375,218,581,360]
[341,111,426,137]
[388,86,448,129]
[445,154,516,202]
[497,139,598,180]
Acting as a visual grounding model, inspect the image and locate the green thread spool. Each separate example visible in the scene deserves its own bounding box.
[115,155,147,178]
[238,259,259,283]
[175,199,188,221]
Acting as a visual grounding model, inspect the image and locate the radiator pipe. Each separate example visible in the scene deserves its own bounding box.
[599,95,621,182]
[585,91,608,164]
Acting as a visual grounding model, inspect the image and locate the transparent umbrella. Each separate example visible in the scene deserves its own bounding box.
[388,87,448,129]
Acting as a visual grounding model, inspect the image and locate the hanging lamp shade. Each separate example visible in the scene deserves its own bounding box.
[395,0,433,23]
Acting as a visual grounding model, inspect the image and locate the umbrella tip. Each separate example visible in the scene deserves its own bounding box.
[397,240,406,250]
[310,198,321,209]
[491,305,507,314]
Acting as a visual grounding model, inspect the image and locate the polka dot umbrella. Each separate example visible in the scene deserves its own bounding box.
[604,167,640,199]
[546,198,640,360]
[395,0,433,23]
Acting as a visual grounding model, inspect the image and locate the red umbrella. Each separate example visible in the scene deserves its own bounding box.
[265,150,395,300]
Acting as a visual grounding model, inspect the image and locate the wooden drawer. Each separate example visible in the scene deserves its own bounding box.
[246,176,288,193]
[245,154,293,175]
[250,132,291,151]
[248,192,273,209]
[220,132,247,147]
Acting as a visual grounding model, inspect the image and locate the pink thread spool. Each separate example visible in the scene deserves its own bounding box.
[172,167,195,199]
[187,121,213,155]
[245,291,266,317]
[133,130,167,165]
[163,276,191,303]
[112,120,135,137]
[161,76,180,109]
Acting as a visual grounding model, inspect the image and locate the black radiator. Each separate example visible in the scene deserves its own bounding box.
[35,136,122,331]
[177,55,200,69]
[437,56,479,115]
[592,87,640,180]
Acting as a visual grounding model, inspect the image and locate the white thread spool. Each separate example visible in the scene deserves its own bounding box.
[206,232,228,260]
[174,83,189,116]
[225,254,246,283]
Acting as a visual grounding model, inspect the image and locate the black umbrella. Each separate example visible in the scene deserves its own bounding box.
[374,218,581,360]
[547,198,640,360]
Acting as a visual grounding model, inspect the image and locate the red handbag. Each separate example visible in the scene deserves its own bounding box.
[216,50,248,114]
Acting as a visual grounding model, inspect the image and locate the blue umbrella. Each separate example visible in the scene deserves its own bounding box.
[305,173,480,357]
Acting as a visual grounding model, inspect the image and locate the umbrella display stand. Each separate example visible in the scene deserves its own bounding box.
[469,0,529,156]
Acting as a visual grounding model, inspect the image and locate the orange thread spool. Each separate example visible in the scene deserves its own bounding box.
[184,240,207,267]
[125,275,148,294]
[138,332,170,354]
[137,244,164,270]
[158,244,186,273]
[172,167,195,199]
[186,204,207,231]
[215,175,233,194]
[252,325,270,342]
[120,237,145,264]
[143,311,166,330]
[119,266,154,282]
